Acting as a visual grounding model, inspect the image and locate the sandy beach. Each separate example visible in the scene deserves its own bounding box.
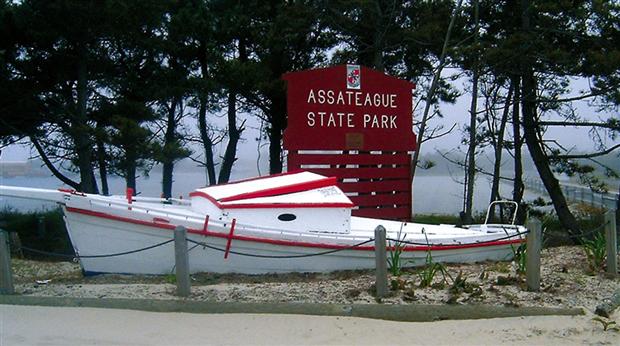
[5,245,620,345]
[1,304,618,345]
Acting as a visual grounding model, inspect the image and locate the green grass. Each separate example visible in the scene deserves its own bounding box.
[582,232,607,273]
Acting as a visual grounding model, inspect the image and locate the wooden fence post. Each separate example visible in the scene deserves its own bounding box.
[374,225,388,298]
[604,211,618,277]
[0,229,15,295]
[616,186,620,249]
[174,225,191,297]
[526,218,542,292]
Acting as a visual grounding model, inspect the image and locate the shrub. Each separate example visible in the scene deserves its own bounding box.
[0,207,74,260]
[387,225,406,276]
[582,232,607,273]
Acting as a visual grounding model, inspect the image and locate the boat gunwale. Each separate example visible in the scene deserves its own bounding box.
[65,205,525,252]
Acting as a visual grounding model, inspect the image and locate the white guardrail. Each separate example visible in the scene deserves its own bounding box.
[524,178,619,211]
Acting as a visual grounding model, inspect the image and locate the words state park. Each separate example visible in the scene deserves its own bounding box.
[304,89,401,129]
[306,111,397,129]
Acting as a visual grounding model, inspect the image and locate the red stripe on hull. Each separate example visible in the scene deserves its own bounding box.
[64,206,523,252]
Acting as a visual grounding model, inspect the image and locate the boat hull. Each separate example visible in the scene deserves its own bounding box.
[1,184,525,275]
[63,207,521,275]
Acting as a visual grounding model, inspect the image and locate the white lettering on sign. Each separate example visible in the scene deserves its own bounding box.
[306,89,397,108]
[363,114,398,129]
[307,112,355,128]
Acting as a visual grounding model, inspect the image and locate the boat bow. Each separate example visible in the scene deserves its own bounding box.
[0,185,68,203]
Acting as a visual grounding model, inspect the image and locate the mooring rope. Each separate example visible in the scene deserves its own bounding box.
[186,238,376,259]
[18,239,174,259]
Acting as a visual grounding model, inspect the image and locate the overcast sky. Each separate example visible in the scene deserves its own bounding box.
[0,73,615,168]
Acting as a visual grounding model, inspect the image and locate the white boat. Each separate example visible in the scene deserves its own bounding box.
[0,171,526,275]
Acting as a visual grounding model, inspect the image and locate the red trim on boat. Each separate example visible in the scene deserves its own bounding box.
[58,188,85,196]
[222,202,354,209]
[189,190,354,209]
[188,191,220,204]
[202,215,209,234]
[219,176,338,203]
[64,206,524,252]
[224,218,236,259]
[152,217,170,223]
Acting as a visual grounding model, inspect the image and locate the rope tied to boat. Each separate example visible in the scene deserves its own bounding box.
[16,239,175,260]
[186,238,376,259]
[14,237,376,260]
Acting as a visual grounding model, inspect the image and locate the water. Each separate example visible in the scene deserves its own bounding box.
[0,171,540,215]
[412,175,541,215]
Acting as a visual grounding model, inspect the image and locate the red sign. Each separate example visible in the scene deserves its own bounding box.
[282,65,416,151]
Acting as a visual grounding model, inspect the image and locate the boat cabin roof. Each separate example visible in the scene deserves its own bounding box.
[189,171,354,209]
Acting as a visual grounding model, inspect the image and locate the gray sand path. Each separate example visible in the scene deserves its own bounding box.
[1,304,618,345]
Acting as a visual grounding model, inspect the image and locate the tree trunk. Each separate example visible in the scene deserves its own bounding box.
[464,70,479,224]
[489,84,513,221]
[96,136,109,196]
[511,77,526,224]
[268,93,286,175]
[126,172,136,192]
[197,40,217,186]
[124,145,138,193]
[520,0,580,236]
[31,136,80,190]
[411,0,463,179]
[218,91,244,184]
[464,0,480,224]
[198,96,217,186]
[162,99,178,199]
[218,38,247,183]
[269,120,284,174]
[74,47,98,194]
[522,81,579,234]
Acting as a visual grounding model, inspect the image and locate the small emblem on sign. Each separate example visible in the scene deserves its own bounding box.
[345,133,364,150]
[346,65,361,89]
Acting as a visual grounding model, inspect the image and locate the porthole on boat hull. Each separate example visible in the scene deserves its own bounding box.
[278,213,297,221]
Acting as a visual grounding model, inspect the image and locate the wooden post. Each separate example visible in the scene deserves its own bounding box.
[0,229,15,295]
[525,218,542,292]
[616,186,620,249]
[604,211,618,277]
[174,225,191,297]
[374,225,388,298]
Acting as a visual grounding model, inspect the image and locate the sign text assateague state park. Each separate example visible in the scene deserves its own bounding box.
[283,65,416,151]
[305,89,398,129]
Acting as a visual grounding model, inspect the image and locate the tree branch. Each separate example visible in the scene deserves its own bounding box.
[555,143,620,159]
[437,149,515,182]
[421,123,457,143]
[30,136,81,190]
[536,91,604,104]
[537,120,620,130]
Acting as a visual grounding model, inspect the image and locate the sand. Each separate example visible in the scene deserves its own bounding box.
[1,304,619,345]
[6,245,620,344]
